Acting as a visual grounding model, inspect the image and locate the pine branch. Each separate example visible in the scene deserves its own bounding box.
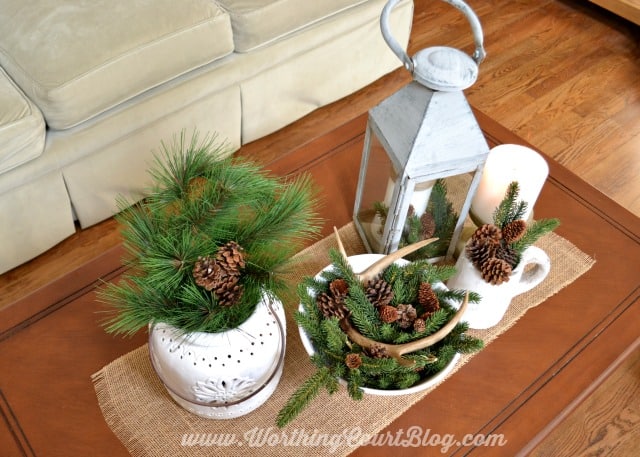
[443,288,481,305]
[373,201,388,225]
[511,218,560,253]
[100,132,320,335]
[327,249,358,283]
[394,371,421,389]
[429,179,458,245]
[346,370,364,400]
[345,292,380,338]
[276,367,335,428]
[493,181,528,228]
[360,354,400,375]
[452,334,484,353]
[322,318,346,352]
[379,323,402,342]
[294,310,324,347]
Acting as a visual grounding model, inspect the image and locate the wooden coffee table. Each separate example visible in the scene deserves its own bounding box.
[1,111,638,456]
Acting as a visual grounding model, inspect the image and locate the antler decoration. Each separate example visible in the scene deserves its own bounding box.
[340,293,468,367]
[332,227,438,283]
[332,226,469,367]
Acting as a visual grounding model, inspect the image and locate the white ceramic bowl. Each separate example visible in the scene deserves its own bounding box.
[297,253,460,396]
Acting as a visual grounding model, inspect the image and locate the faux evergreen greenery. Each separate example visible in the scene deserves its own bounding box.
[99,132,321,336]
[276,250,483,427]
[465,181,560,284]
[374,179,458,259]
[492,181,561,261]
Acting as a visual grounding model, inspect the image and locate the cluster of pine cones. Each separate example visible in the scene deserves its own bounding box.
[192,241,246,307]
[372,281,441,335]
[465,221,527,285]
[316,276,443,359]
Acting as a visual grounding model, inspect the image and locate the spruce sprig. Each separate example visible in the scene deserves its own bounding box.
[493,181,527,229]
[511,218,561,253]
[280,255,483,427]
[275,367,336,428]
[372,179,458,260]
[427,179,458,249]
[491,180,560,263]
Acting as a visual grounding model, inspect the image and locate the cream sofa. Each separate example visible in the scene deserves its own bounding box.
[0,0,413,274]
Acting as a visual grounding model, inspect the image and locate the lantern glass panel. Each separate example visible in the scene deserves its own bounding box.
[391,173,478,261]
[402,173,475,260]
[354,130,396,253]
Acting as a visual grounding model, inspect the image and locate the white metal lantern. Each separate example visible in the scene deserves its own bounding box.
[353,0,490,261]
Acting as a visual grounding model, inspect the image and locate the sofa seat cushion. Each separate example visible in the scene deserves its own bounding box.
[0,67,45,174]
[216,0,369,52]
[0,0,234,129]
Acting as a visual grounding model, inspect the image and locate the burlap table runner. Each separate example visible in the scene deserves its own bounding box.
[92,223,594,456]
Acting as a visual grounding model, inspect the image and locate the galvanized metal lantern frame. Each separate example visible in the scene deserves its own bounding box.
[353,0,490,260]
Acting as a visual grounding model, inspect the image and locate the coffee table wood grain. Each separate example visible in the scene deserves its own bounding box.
[1,111,638,456]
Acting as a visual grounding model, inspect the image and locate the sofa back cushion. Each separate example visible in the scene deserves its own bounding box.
[0,0,234,129]
[215,0,369,52]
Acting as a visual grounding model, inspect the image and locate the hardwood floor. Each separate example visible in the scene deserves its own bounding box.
[0,1,638,455]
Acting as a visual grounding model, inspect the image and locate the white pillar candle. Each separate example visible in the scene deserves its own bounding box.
[409,180,434,217]
[383,175,435,218]
[383,176,396,207]
[470,144,549,226]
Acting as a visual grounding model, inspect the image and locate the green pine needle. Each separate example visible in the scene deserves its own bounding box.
[98,131,321,336]
[278,253,485,426]
[493,181,528,228]
[512,218,561,253]
[276,367,335,428]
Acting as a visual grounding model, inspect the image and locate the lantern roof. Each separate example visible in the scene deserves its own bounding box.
[368,81,489,179]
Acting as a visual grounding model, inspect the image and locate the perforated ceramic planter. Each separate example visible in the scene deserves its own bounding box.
[148,294,286,419]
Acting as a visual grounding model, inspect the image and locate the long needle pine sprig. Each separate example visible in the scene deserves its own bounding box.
[99,131,321,336]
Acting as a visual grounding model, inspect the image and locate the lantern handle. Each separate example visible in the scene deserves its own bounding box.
[381,0,486,90]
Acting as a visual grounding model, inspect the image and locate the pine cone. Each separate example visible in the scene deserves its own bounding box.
[193,255,217,291]
[417,282,440,314]
[365,278,394,308]
[480,258,513,285]
[471,224,502,244]
[413,318,426,333]
[502,219,527,244]
[368,344,388,359]
[316,292,350,320]
[495,244,520,268]
[214,280,244,307]
[465,239,497,269]
[345,353,362,369]
[215,241,246,276]
[329,279,349,298]
[378,305,399,323]
[193,242,247,306]
[396,304,417,329]
[420,212,436,239]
